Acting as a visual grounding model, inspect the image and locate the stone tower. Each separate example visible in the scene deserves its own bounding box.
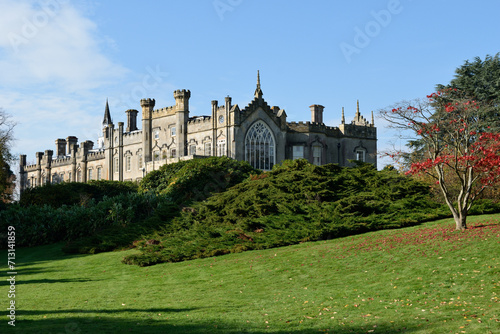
[141,98,155,163]
[174,89,191,157]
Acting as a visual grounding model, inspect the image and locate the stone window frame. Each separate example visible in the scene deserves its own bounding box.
[188,139,198,156]
[168,124,176,137]
[292,144,305,160]
[354,142,367,162]
[310,137,324,166]
[202,136,212,156]
[244,120,276,170]
[96,166,102,180]
[124,150,133,172]
[153,150,161,162]
[153,127,161,140]
[88,167,94,181]
[312,145,322,166]
[77,167,82,182]
[217,137,226,157]
[136,149,143,170]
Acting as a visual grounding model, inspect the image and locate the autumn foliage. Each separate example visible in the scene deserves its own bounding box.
[382,89,500,230]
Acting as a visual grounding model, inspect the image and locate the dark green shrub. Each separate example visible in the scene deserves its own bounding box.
[19,180,138,208]
[123,159,446,265]
[139,156,259,204]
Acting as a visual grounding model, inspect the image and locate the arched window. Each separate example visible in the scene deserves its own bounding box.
[312,144,322,165]
[354,142,367,162]
[245,120,275,170]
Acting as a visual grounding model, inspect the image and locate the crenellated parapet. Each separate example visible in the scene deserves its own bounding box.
[87,150,105,161]
[123,130,143,138]
[140,98,156,108]
[24,164,38,172]
[188,116,212,124]
[152,105,176,118]
[288,121,341,136]
[340,124,377,138]
[51,156,72,167]
[173,89,191,100]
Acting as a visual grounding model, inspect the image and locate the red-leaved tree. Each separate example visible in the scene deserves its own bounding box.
[381,89,500,230]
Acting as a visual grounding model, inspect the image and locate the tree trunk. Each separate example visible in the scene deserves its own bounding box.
[454,213,467,231]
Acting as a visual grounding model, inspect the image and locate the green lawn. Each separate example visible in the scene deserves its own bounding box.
[1,214,499,334]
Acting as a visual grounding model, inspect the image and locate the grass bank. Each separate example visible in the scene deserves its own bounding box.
[1,214,499,333]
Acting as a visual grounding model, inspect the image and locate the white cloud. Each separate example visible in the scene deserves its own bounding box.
[0,0,128,92]
[0,0,130,160]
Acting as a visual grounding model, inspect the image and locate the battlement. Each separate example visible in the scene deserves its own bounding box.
[151,105,176,119]
[87,150,105,161]
[173,89,191,99]
[188,116,211,124]
[339,123,377,139]
[123,129,142,138]
[288,121,341,136]
[51,156,72,167]
[24,164,38,172]
[140,98,155,108]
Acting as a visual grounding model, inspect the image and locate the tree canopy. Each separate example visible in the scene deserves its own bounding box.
[381,89,500,230]
[0,108,15,202]
[437,53,500,130]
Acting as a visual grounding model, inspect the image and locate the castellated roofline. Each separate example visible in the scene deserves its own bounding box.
[140,98,155,107]
[174,89,191,98]
[188,116,212,124]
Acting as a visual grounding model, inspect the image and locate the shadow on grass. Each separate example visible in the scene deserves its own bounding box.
[0,278,98,286]
[9,313,436,334]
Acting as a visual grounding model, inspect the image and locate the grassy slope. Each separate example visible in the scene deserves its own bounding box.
[1,215,499,334]
[126,161,447,265]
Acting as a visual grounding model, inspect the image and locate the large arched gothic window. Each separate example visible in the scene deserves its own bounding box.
[245,120,275,170]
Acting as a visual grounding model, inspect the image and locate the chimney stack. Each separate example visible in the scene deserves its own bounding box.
[66,136,78,155]
[55,138,67,157]
[310,104,324,124]
[125,109,139,132]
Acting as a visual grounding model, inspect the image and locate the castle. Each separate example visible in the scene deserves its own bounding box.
[19,72,377,193]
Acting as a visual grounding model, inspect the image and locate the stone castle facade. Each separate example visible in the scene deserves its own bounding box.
[19,72,377,193]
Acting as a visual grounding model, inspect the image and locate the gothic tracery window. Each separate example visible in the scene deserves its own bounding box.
[245,120,275,170]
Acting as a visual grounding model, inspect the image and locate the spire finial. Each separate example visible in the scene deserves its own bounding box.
[371,110,374,126]
[254,70,263,98]
[341,106,345,124]
[356,100,360,114]
[103,98,112,127]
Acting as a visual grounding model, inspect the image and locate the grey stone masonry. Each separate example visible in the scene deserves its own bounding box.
[19,72,377,194]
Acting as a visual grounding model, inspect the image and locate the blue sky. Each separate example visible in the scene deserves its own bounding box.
[2,0,500,169]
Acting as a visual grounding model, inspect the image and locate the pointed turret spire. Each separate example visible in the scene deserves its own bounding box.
[254,70,263,98]
[102,98,112,127]
[341,107,345,124]
[356,100,361,122]
[371,110,374,126]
